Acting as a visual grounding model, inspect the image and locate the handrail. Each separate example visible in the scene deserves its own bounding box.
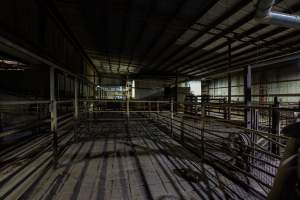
[0,100,50,105]
[79,99,170,103]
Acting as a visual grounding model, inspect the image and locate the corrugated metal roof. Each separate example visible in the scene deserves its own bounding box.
[55,0,300,78]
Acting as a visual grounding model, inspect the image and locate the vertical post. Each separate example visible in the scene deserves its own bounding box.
[74,78,79,120]
[244,65,252,129]
[268,104,272,133]
[50,67,58,167]
[80,80,83,98]
[69,77,72,97]
[227,41,232,120]
[175,73,178,112]
[271,96,280,154]
[244,65,254,164]
[126,77,130,119]
[74,78,79,142]
[63,74,66,97]
[156,101,159,120]
[126,91,130,119]
[93,71,96,98]
[37,103,40,134]
[201,104,206,155]
[227,74,231,120]
[171,98,174,136]
[0,113,3,132]
[148,102,151,118]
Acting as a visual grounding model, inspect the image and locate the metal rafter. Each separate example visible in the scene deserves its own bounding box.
[135,0,187,72]
[196,48,295,78]
[103,0,113,73]
[163,13,255,73]
[152,0,252,72]
[126,0,159,73]
[182,26,290,75]
[193,31,300,77]
[118,0,131,73]
[188,28,300,76]
[40,0,100,75]
[179,1,300,75]
[143,0,219,72]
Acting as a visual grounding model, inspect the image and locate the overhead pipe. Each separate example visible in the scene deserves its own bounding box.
[255,0,300,29]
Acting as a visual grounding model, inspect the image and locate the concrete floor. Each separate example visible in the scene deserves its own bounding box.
[0,119,263,200]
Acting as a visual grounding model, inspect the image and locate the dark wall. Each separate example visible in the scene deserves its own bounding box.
[0,68,50,98]
[0,0,83,73]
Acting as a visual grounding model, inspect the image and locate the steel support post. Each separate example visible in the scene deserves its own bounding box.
[227,41,232,120]
[175,74,178,112]
[80,80,83,97]
[180,116,184,143]
[93,71,96,97]
[244,65,252,129]
[126,77,130,119]
[37,104,41,135]
[201,104,206,156]
[63,74,66,97]
[74,78,79,142]
[50,67,58,167]
[271,96,280,155]
[156,101,159,120]
[0,113,2,132]
[171,98,174,137]
[126,91,130,119]
[148,102,151,118]
[227,74,231,120]
[74,78,79,120]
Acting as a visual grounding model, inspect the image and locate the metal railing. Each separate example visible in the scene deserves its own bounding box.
[79,99,172,112]
[0,100,75,165]
[2,98,295,198]
[74,98,290,198]
[148,111,288,198]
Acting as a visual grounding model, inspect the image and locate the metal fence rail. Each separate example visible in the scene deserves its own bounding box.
[0,100,75,166]
[148,111,288,198]
[75,99,290,198]
[1,98,295,198]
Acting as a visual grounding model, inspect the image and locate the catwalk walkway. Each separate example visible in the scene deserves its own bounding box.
[0,118,264,200]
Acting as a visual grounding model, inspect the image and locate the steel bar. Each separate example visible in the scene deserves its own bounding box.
[271,97,280,154]
[244,66,252,129]
[74,78,79,120]
[154,0,251,72]
[0,101,50,105]
[50,67,58,167]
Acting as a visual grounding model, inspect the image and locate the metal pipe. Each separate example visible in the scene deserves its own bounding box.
[255,0,300,29]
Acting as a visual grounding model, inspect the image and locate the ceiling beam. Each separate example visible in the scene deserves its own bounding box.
[182,27,291,75]
[136,0,187,72]
[187,29,300,76]
[143,0,219,72]
[118,0,131,73]
[40,0,100,75]
[180,1,300,75]
[193,35,300,77]
[153,0,252,72]
[126,0,159,73]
